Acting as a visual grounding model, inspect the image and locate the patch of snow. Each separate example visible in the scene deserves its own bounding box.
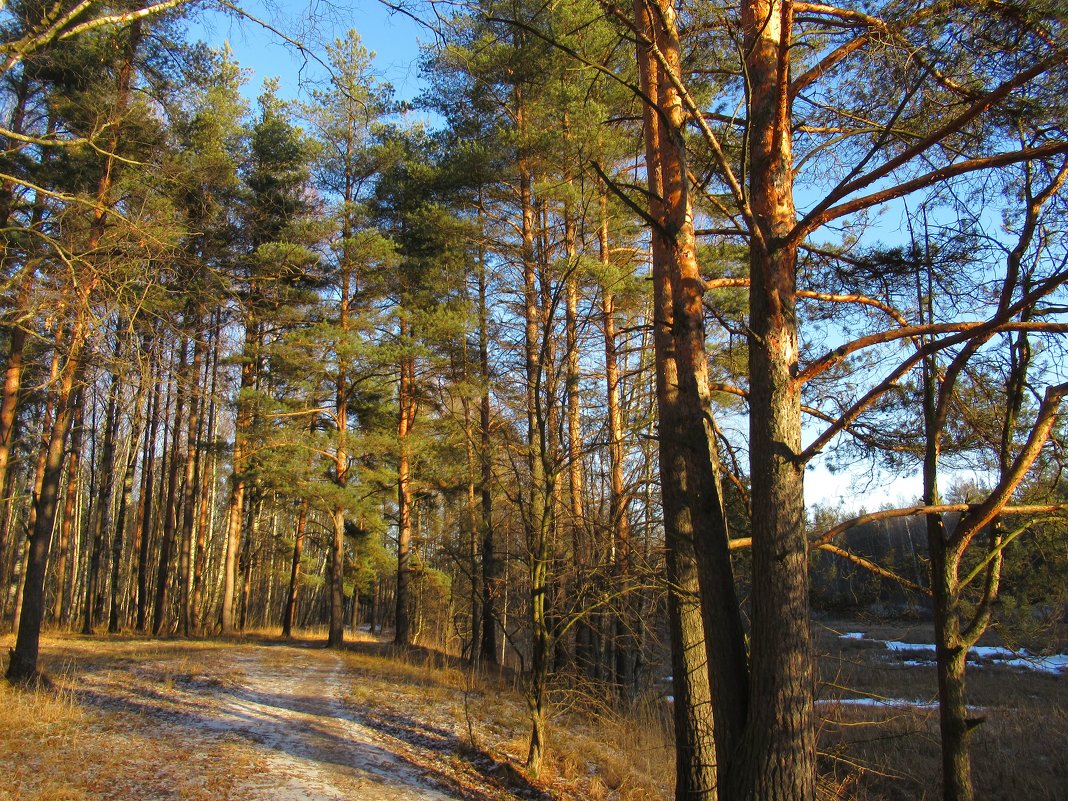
[838,632,865,640]
[884,640,1067,674]
[996,654,1068,674]
[818,697,984,712]
[970,646,1016,659]
[817,697,939,710]
[884,641,936,652]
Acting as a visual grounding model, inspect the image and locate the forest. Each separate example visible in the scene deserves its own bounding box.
[1,0,1066,800]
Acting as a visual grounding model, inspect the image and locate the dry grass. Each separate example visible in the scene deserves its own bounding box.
[325,636,673,801]
[545,693,674,801]
[0,633,257,801]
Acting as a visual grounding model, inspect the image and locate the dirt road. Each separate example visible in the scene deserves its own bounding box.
[64,640,477,801]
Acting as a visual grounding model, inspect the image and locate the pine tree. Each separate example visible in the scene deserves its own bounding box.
[220,79,319,635]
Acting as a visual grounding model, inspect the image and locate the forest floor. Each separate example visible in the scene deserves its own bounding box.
[3,619,1065,801]
[0,629,667,801]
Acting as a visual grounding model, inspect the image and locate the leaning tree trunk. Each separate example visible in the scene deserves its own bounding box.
[634,6,716,795]
[634,0,750,795]
[6,326,84,682]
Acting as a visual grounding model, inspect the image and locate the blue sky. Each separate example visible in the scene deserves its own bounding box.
[184,0,430,103]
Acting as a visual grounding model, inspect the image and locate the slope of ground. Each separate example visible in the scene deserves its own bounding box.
[0,632,667,801]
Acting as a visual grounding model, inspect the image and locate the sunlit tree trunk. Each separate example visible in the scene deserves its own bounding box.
[635,0,751,795]
[0,275,32,510]
[732,1,814,798]
[395,331,416,646]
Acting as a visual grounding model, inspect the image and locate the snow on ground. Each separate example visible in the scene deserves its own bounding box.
[817,697,986,712]
[209,649,461,801]
[817,697,940,710]
[73,644,466,801]
[838,631,1067,674]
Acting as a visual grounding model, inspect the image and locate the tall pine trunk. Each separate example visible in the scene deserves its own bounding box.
[732,1,814,797]
[634,0,748,795]
[179,332,205,635]
[395,340,416,646]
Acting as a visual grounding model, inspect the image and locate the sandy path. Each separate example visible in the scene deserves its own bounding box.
[210,645,463,801]
[75,643,466,801]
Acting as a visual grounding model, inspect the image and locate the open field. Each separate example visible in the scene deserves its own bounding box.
[814,617,1068,800]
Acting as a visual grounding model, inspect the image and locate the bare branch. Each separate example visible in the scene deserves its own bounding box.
[812,502,1068,549]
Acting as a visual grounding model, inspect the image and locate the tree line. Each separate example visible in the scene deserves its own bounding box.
[2,2,1067,801]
